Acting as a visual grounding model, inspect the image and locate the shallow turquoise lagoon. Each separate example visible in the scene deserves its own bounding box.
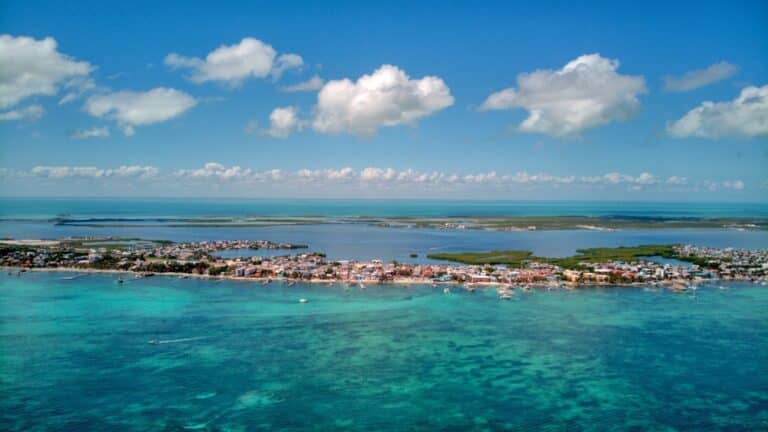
[1,272,767,430]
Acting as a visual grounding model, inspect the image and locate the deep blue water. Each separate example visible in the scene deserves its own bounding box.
[1,272,767,431]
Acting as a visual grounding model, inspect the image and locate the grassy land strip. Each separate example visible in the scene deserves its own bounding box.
[427,244,713,269]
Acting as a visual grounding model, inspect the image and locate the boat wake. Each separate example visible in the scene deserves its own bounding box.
[148,336,212,345]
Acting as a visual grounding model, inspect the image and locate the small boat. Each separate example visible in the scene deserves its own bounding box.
[499,291,514,300]
[148,339,159,345]
[359,283,366,289]
[117,277,124,284]
[299,298,308,303]
[443,287,450,294]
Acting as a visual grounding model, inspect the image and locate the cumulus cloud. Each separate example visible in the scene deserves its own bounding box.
[85,87,196,135]
[664,62,738,92]
[667,85,768,138]
[174,162,284,182]
[665,176,688,185]
[0,104,44,121]
[28,165,158,179]
[58,77,98,105]
[0,35,92,109]
[5,164,750,195]
[722,179,745,190]
[297,167,355,181]
[164,38,302,86]
[264,106,304,138]
[280,75,324,92]
[312,64,454,136]
[360,167,397,181]
[480,54,646,137]
[271,54,303,80]
[70,126,109,139]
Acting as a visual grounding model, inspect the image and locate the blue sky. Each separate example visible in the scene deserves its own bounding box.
[0,0,766,200]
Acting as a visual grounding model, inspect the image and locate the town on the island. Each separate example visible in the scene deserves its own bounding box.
[2,238,767,298]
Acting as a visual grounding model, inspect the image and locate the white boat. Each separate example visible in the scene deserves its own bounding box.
[299,298,308,303]
[443,287,450,294]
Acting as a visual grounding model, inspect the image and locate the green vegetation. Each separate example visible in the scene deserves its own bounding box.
[62,238,173,251]
[428,244,691,269]
[547,245,676,269]
[428,250,534,266]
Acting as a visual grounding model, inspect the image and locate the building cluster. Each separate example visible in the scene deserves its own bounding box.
[2,241,767,287]
[675,244,768,279]
[141,240,305,260]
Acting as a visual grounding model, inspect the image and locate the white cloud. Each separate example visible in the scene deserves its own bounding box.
[0,104,44,121]
[664,62,738,92]
[280,75,324,92]
[360,167,397,181]
[0,35,92,109]
[667,85,768,138]
[70,126,109,139]
[312,64,454,136]
[174,162,253,181]
[164,38,301,86]
[271,53,303,80]
[480,54,646,136]
[28,165,158,179]
[264,106,304,138]
[635,172,657,185]
[58,77,98,105]
[6,164,751,196]
[665,176,688,185]
[297,167,355,181]
[174,162,285,182]
[85,87,196,135]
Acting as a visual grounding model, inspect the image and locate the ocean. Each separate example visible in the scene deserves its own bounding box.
[2,198,768,219]
[1,273,766,430]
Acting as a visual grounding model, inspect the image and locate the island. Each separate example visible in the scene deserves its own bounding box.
[47,215,768,231]
[2,238,766,294]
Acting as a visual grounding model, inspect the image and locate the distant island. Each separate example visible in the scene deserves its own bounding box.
[47,215,768,231]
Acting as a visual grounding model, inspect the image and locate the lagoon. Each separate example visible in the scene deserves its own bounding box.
[1,272,767,430]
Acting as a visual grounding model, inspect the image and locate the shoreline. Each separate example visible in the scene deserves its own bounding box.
[1,265,724,290]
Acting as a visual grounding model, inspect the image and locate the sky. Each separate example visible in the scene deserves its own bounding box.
[0,0,766,200]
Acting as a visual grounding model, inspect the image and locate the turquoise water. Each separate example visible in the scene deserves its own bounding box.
[2,198,767,218]
[1,272,767,430]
